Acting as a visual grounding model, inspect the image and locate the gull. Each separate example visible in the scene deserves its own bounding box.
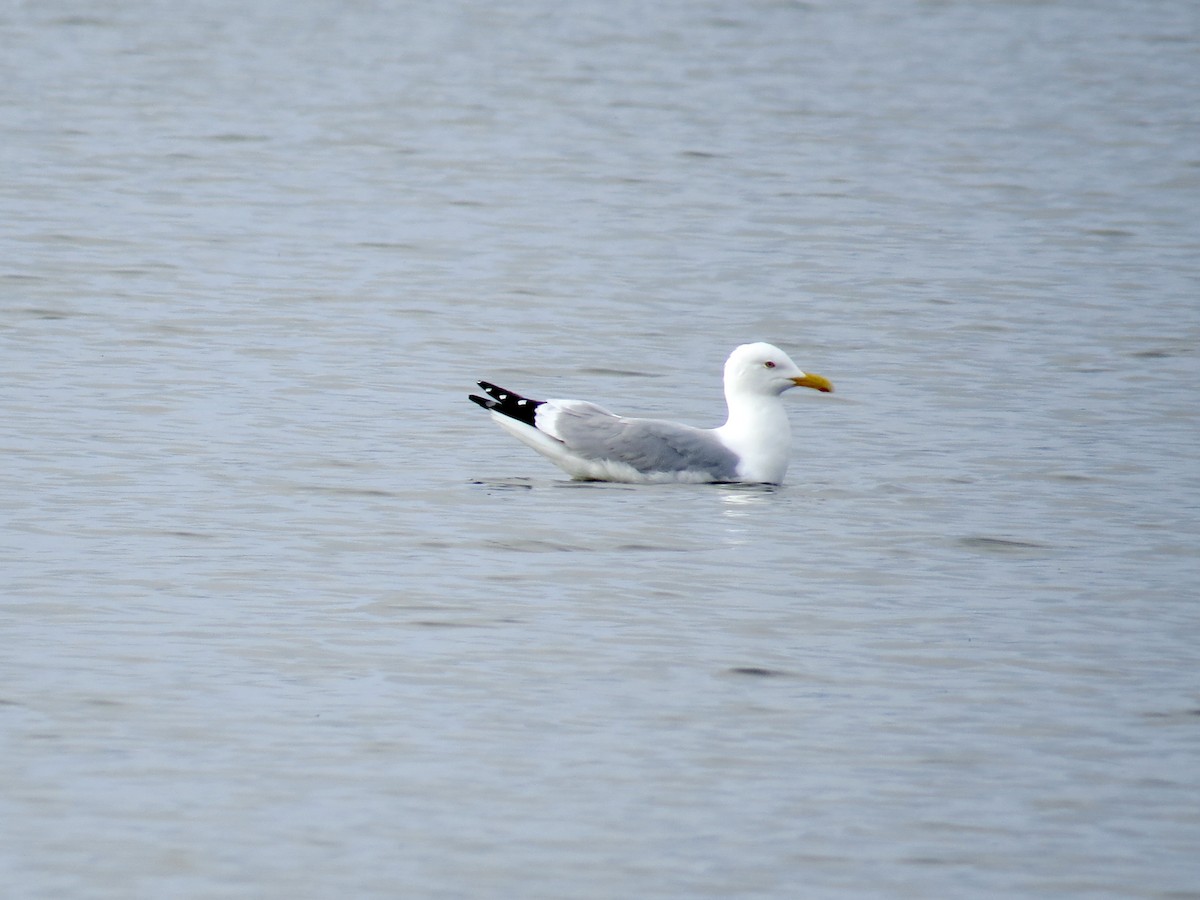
[468,342,832,485]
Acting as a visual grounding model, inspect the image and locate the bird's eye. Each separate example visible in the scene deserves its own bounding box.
[764,361,776,369]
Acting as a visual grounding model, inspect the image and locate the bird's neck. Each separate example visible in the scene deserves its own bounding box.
[717,389,792,483]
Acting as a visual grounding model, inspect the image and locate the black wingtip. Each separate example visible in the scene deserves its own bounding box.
[469,382,544,427]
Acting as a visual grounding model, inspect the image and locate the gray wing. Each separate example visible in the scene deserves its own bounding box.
[546,403,740,479]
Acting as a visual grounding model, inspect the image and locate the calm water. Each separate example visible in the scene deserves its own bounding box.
[3,0,1199,897]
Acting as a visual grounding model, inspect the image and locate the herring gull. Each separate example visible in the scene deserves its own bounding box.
[468,342,832,485]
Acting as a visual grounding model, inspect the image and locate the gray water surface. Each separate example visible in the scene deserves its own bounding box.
[3,1,1198,897]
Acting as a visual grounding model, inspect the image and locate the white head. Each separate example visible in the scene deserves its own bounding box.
[723,342,833,397]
